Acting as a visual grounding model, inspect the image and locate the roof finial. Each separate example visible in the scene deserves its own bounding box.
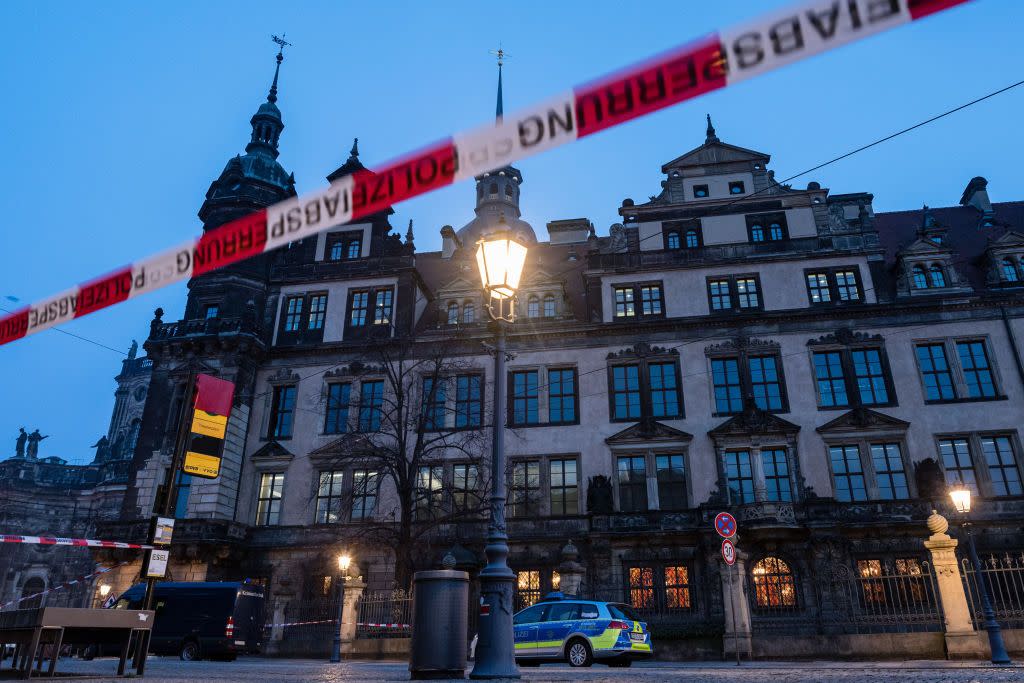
[349,137,359,161]
[268,34,292,104]
[490,46,509,123]
[705,114,719,143]
[405,219,415,244]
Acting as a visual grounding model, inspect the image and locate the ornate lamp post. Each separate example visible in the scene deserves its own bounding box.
[470,228,527,680]
[330,552,352,663]
[949,481,1011,664]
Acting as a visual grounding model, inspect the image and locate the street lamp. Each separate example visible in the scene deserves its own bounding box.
[330,552,353,663]
[471,227,527,680]
[99,584,111,598]
[948,481,1011,664]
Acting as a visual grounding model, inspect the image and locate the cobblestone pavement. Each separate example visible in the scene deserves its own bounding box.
[28,657,1024,682]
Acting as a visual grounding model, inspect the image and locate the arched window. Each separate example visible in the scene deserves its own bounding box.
[751,557,797,608]
[447,302,459,325]
[462,302,475,323]
[912,265,929,289]
[750,223,765,242]
[769,221,784,241]
[929,264,947,288]
[666,232,680,250]
[1002,258,1020,282]
[527,295,539,318]
[347,238,361,260]
[543,295,556,318]
[20,577,45,610]
[505,183,514,197]
[489,182,498,195]
[685,230,699,248]
[125,420,141,457]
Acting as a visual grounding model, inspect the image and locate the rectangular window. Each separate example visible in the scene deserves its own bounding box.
[315,470,345,524]
[707,275,762,312]
[939,438,977,492]
[982,436,1022,496]
[761,448,792,502]
[835,270,861,301]
[852,349,889,405]
[735,278,760,309]
[358,380,384,432]
[455,374,482,428]
[957,341,996,398]
[806,272,831,303]
[268,386,296,439]
[708,279,732,311]
[749,356,782,410]
[516,571,542,611]
[711,358,743,414]
[614,287,635,318]
[351,469,379,520]
[617,456,648,512]
[414,465,444,519]
[692,184,709,198]
[348,290,369,327]
[729,180,746,195]
[511,370,539,426]
[830,445,867,502]
[548,368,577,424]
[648,362,680,418]
[326,231,362,261]
[549,458,578,516]
[203,304,219,319]
[452,464,479,512]
[612,365,641,420]
[510,460,541,517]
[422,377,447,431]
[656,454,687,510]
[806,268,862,305]
[916,344,956,401]
[896,558,928,602]
[640,285,663,316]
[255,472,284,526]
[374,289,393,326]
[307,294,327,330]
[871,443,909,500]
[664,566,692,609]
[323,383,350,434]
[857,559,886,605]
[725,450,754,504]
[814,351,849,407]
[283,296,303,332]
[628,567,655,609]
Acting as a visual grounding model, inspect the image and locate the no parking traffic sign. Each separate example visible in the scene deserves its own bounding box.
[714,511,737,538]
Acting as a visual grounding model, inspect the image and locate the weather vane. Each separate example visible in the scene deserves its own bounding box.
[489,45,509,67]
[272,33,292,54]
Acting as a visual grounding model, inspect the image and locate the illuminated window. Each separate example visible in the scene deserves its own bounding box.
[516,570,541,610]
[628,567,654,609]
[857,559,885,605]
[752,556,797,608]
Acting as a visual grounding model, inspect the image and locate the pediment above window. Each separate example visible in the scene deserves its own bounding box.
[709,401,799,441]
[607,342,679,360]
[323,362,384,379]
[704,336,779,356]
[250,440,293,468]
[816,407,909,436]
[308,433,382,464]
[605,419,693,446]
[807,327,884,347]
[267,368,301,384]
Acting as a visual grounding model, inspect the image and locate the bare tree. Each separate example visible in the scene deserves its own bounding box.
[312,335,491,589]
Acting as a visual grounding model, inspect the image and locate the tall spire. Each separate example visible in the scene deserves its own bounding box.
[491,47,508,123]
[268,34,291,104]
[705,114,719,143]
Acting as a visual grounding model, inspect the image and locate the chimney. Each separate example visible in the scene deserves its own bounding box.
[960,176,993,214]
[440,225,460,259]
[546,218,593,245]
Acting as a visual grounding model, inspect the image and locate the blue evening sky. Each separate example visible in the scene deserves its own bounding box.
[1,1,1021,463]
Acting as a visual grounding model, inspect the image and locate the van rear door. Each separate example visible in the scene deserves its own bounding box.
[231,585,266,653]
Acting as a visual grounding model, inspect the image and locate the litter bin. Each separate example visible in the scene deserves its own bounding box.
[409,569,469,680]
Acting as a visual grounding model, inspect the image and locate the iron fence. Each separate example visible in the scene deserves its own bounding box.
[355,589,412,639]
[962,553,1024,630]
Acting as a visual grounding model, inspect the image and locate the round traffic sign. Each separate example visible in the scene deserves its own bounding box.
[714,511,737,538]
[721,538,736,566]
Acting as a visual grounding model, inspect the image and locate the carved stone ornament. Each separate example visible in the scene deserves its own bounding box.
[709,399,800,438]
[323,361,383,378]
[605,419,693,444]
[704,336,780,356]
[267,368,301,384]
[806,327,885,347]
[607,342,679,360]
[815,407,910,433]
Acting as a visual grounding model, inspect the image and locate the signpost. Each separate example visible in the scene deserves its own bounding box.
[713,511,741,666]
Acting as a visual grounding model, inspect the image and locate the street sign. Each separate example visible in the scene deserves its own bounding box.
[153,517,175,546]
[721,538,736,566]
[145,549,169,578]
[182,374,235,479]
[714,511,737,538]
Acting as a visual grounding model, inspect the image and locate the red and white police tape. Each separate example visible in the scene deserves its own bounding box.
[0,0,970,348]
[0,562,131,611]
[0,533,153,550]
[261,619,410,629]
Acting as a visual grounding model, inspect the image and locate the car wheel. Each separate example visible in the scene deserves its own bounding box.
[566,638,593,668]
[608,659,632,668]
[179,640,201,661]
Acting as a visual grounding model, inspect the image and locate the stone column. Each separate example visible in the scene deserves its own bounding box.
[750,445,766,503]
[720,552,752,659]
[557,540,586,597]
[923,510,982,658]
[338,576,366,657]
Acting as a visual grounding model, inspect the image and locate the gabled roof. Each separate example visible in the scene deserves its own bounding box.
[250,441,293,460]
[816,407,910,433]
[709,401,800,438]
[661,140,770,173]
[605,419,693,445]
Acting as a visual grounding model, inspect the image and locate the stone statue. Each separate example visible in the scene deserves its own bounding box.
[586,475,614,514]
[91,436,111,463]
[15,427,26,457]
[26,430,48,459]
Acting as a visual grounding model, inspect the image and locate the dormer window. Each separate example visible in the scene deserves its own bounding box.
[664,221,702,250]
[686,229,700,248]
[1001,258,1022,282]
[527,296,540,319]
[912,266,928,289]
[746,213,788,243]
[326,231,362,261]
[929,265,947,288]
[463,302,475,324]
[729,181,745,195]
[543,295,556,318]
[447,302,459,325]
[666,231,680,250]
[693,184,709,199]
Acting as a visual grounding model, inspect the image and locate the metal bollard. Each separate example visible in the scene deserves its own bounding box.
[409,570,469,680]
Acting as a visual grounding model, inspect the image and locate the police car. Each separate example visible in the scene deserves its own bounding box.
[472,593,653,668]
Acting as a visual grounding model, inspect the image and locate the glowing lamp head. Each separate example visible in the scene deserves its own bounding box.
[949,481,972,514]
[99,584,111,597]
[475,230,528,301]
[338,553,352,573]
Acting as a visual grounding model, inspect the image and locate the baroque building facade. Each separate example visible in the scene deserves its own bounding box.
[100,53,1024,655]
[0,342,151,610]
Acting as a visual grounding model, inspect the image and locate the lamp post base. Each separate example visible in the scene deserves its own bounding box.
[469,569,519,680]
